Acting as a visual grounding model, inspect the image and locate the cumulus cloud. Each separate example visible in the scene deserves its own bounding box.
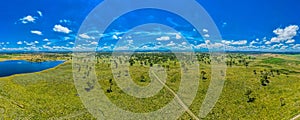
[194,43,207,49]
[31,30,42,35]
[43,39,49,42]
[127,40,134,45]
[17,41,23,45]
[112,35,119,40]
[221,40,231,45]
[231,40,247,45]
[53,25,72,34]
[204,34,210,38]
[205,40,211,44]
[90,42,98,45]
[285,39,295,44]
[271,44,284,49]
[79,33,95,39]
[270,25,299,43]
[19,15,36,24]
[280,46,288,50]
[175,33,182,39]
[203,29,209,33]
[208,43,224,49]
[265,41,272,45]
[221,40,247,45]
[24,41,35,46]
[156,36,170,41]
[250,40,258,46]
[292,44,300,49]
[167,41,176,46]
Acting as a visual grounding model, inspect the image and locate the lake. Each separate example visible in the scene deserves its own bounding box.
[0,60,64,77]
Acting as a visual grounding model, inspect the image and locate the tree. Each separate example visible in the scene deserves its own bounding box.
[166,65,170,71]
[150,63,153,67]
[260,74,270,86]
[107,79,113,93]
[140,75,146,82]
[245,90,255,103]
[201,71,207,80]
[253,70,257,75]
[276,70,280,75]
[129,59,135,66]
[244,61,249,68]
[280,97,286,106]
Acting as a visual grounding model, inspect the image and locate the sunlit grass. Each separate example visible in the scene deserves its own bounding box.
[0,53,299,119]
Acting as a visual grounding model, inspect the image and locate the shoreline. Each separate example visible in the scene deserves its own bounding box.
[0,60,69,79]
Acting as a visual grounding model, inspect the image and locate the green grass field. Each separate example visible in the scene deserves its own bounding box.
[0,53,300,119]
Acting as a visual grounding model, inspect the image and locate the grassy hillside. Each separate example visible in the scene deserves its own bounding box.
[0,53,299,119]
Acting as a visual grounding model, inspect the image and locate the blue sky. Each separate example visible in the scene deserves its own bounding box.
[0,0,300,52]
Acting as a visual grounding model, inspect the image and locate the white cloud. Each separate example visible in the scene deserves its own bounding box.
[34,41,39,44]
[31,30,42,35]
[59,19,71,24]
[263,37,267,42]
[203,29,209,33]
[271,44,284,49]
[37,11,43,17]
[280,46,288,50]
[285,39,295,44]
[205,40,211,44]
[292,44,300,49]
[53,25,72,34]
[208,43,224,49]
[221,40,247,45]
[42,45,52,50]
[265,41,272,45]
[43,39,49,42]
[79,33,95,39]
[17,41,23,45]
[250,40,258,46]
[270,25,299,43]
[221,40,231,45]
[231,40,247,45]
[24,41,35,46]
[222,22,227,27]
[156,36,170,41]
[127,40,134,45]
[91,42,98,45]
[194,43,207,49]
[204,34,210,38]
[112,35,119,40]
[175,33,182,39]
[167,41,176,46]
[19,15,35,24]
[64,37,71,40]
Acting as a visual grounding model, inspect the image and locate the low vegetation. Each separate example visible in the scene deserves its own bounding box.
[0,53,299,119]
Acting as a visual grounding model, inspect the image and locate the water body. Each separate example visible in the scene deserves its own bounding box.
[0,60,64,77]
